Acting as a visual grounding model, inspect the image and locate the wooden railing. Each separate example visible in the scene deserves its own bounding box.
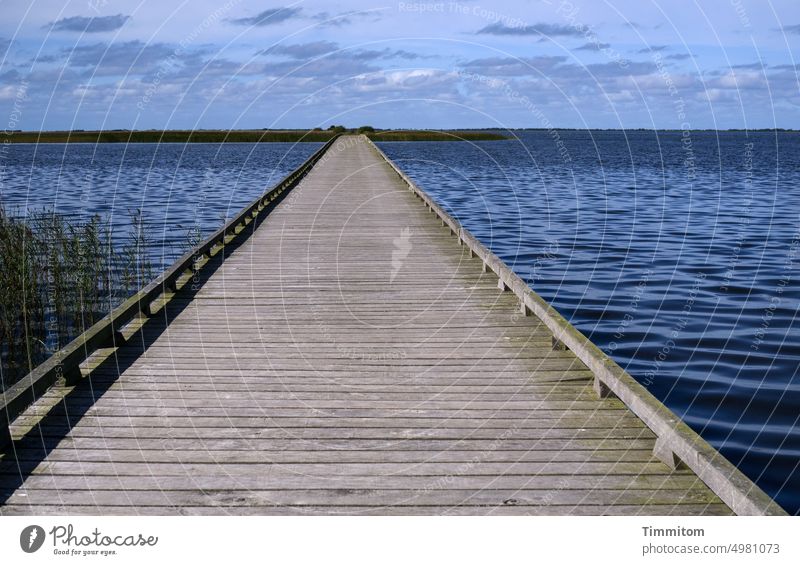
[365,135,787,516]
[0,135,339,449]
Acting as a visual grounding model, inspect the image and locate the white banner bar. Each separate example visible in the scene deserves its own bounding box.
[0,516,796,564]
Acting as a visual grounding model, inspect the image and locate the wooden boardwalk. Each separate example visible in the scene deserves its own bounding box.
[0,135,776,515]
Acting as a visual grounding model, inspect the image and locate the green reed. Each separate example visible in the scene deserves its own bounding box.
[0,207,159,391]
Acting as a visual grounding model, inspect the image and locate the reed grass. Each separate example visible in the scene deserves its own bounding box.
[0,207,156,391]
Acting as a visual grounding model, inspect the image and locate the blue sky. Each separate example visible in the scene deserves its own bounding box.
[0,0,798,130]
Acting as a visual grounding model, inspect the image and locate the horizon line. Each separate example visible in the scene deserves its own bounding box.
[5,127,798,133]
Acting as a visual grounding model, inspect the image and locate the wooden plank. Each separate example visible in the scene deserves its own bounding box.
[14,427,656,441]
[5,437,661,452]
[1,461,685,476]
[1,473,711,491]
[14,417,644,431]
[1,488,724,508]
[5,448,659,464]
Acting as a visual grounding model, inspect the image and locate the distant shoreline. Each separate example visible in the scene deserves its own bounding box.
[2,128,794,144]
[1,130,508,143]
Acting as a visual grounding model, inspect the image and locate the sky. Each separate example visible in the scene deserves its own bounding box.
[0,0,798,130]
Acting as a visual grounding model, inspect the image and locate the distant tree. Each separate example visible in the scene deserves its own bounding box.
[357,125,375,133]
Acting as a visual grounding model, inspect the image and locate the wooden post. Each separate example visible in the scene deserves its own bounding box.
[593,377,612,398]
[653,436,684,470]
[0,425,11,450]
[111,329,127,347]
[142,301,157,318]
[62,363,84,387]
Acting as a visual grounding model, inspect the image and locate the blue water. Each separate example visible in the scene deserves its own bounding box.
[378,131,800,514]
[0,142,321,268]
[1,134,797,514]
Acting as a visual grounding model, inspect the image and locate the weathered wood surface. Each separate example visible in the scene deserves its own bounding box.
[0,136,734,515]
